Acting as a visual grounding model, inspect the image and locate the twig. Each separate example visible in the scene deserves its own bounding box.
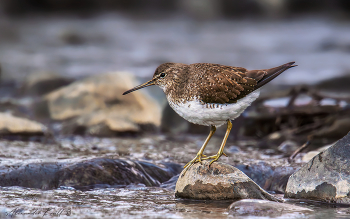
[289,135,313,161]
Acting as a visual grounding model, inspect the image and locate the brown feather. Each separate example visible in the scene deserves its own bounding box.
[193,62,296,104]
[158,62,296,105]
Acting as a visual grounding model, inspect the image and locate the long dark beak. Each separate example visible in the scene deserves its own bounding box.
[123,79,156,95]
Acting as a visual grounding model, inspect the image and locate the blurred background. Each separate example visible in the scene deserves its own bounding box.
[1,0,350,83]
[0,0,350,144]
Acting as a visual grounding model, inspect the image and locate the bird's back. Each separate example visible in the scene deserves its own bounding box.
[166,62,296,126]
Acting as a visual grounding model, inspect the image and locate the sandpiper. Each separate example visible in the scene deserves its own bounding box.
[123,62,296,174]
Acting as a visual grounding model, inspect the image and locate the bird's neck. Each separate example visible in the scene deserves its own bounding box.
[164,75,198,104]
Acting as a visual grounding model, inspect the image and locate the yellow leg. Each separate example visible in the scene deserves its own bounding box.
[182,126,216,175]
[202,119,232,165]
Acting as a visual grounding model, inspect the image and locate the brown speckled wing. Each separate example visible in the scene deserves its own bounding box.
[197,65,259,104]
[196,62,296,104]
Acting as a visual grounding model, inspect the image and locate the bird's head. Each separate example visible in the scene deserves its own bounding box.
[123,63,184,95]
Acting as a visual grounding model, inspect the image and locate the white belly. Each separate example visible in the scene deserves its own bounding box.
[168,89,260,127]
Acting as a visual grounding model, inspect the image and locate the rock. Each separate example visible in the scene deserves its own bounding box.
[0,158,181,190]
[285,132,350,203]
[175,160,280,201]
[301,144,332,162]
[0,112,47,135]
[57,159,180,189]
[236,162,298,194]
[277,140,299,156]
[21,71,73,96]
[301,151,320,163]
[160,174,179,190]
[0,98,32,118]
[228,199,313,218]
[44,72,161,135]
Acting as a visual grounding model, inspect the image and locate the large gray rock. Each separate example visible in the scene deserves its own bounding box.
[285,132,350,203]
[175,160,280,201]
[44,72,161,135]
[228,199,313,218]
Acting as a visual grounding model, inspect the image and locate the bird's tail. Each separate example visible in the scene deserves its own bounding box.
[254,62,297,89]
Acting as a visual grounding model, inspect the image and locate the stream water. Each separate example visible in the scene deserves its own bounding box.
[0,135,348,218]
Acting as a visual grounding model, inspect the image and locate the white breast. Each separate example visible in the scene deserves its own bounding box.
[168,89,260,127]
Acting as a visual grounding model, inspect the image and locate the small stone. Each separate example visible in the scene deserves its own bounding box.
[228,199,313,217]
[301,143,332,162]
[175,160,280,201]
[285,131,350,203]
[0,112,47,135]
[301,151,320,162]
[227,145,241,153]
[277,140,299,155]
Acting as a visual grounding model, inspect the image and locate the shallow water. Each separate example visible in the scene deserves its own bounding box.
[0,186,349,219]
[0,136,348,218]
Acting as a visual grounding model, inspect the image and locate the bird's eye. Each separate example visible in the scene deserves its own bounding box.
[160,73,166,78]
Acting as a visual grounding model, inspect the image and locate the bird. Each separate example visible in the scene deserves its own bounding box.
[123,62,297,175]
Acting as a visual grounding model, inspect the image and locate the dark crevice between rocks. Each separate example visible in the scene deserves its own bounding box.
[235,164,297,194]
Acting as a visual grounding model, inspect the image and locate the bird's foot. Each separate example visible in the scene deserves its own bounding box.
[202,152,228,165]
[182,153,207,176]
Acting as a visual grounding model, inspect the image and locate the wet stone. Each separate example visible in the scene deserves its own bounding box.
[285,132,350,203]
[175,160,280,201]
[228,199,313,218]
[160,174,179,190]
[0,158,181,190]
